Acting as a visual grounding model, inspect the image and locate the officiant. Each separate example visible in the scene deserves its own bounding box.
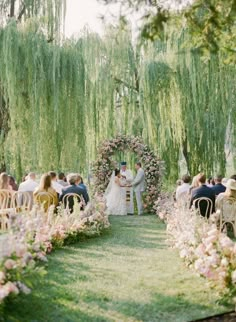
[120,161,134,215]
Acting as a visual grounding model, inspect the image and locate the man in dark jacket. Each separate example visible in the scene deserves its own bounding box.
[190,173,215,218]
[59,173,89,212]
[211,175,226,196]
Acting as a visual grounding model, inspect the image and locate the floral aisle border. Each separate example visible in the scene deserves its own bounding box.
[155,196,236,306]
[93,135,164,213]
[0,196,110,305]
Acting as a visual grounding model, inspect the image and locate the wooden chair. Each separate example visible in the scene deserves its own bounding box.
[218,197,236,237]
[12,191,33,212]
[62,193,82,211]
[0,189,14,230]
[35,192,55,212]
[193,197,213,218]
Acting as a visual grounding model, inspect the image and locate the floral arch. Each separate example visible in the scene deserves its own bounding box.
[93,135,164,213]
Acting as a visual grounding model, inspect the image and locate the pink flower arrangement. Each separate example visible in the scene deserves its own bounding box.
[0,196,110,305]
[156,197,236,305]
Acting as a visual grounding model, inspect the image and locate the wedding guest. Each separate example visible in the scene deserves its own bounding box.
[176,174,191,202]
[58,172,68,187]
[18,172,38,192]
[189,174,200,195]
[222,177,228,186]
[59,173,89,212]
[173,179,182,202]
[77,175,89,203]
[34,173,58,211]
[9,176,18,191]
[190,173,215,218]
[0,172,12,190]
[48,171,63,194]
[216,179,236,209]
[210,175,226,196]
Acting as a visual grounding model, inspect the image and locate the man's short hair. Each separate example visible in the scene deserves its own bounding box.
[215,174,223,182]
[136,162,141,167]
[28,172,36,180]
[182,174,191,184]
[198,173,206,184]
[58,172,65,180]
[48,171,57,179]
[67,173,78,185]
[230,174,236,180]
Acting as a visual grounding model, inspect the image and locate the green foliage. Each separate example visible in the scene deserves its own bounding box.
[102,0,236,62]
[0,21,236,180]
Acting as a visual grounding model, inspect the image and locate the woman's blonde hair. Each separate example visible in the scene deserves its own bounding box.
[0,172,9,189]
[39,173,52,191]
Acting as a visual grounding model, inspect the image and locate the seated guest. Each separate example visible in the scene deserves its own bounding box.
[173,179,182,202]
[78,175,89,202]
[216,179,236,209]
[18,172,38,192]
[58,172,68,187]
[190,173,215,218]
[8,176,18,191]
[176,174,191,202]
[48,171,63,195]
[60,173,89,212]
[211,175,226,196]
[34,174,58,211]
[189,174,200,195]
[0,172,12,191]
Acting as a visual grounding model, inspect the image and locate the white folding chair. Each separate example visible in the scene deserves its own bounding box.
[12,191,33,212]
[193,197,213,218]
[218,198,236,237]
[62,193,82,211]
[0,189,14,230]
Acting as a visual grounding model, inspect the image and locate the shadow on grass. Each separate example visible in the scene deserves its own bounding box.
[3,285,229,322]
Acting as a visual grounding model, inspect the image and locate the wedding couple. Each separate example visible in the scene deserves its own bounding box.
[105,162,145,216]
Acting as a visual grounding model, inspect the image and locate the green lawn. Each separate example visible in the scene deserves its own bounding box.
[3,215,231,322]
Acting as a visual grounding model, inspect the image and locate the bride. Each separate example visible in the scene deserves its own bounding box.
[105,168,128,216]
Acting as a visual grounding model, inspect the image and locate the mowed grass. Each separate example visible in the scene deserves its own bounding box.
[3,215,231,322]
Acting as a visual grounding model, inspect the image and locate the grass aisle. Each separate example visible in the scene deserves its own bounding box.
[4,215,229,322]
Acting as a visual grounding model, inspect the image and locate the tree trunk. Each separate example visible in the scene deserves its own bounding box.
[10,0,15,17]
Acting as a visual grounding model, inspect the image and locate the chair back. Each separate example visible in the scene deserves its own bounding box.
[62,193,82,211]
[219,197,236,236]
[193,197,213,217]
[35,192,54,212]
[0,189,13,209]
[12,191,33,212]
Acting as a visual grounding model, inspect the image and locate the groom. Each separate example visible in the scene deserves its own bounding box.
[132,162,145,215]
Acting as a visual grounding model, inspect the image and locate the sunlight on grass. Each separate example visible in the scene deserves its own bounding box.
[3,215,231,322]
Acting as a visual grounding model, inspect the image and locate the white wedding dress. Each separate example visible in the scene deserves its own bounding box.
[105,175,127,216]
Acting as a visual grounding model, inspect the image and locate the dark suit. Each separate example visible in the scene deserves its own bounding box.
[190,185,215,218]
[59,184,89,211]
[211,183,226,196]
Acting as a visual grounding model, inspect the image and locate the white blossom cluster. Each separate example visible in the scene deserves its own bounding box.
[157,0,195,11]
